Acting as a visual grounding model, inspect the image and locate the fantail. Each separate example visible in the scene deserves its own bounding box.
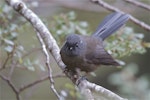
[60,12,129,73]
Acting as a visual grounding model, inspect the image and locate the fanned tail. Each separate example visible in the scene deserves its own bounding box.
[92,12,130,40]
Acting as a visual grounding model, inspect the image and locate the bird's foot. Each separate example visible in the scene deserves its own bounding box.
[76,76,88,86]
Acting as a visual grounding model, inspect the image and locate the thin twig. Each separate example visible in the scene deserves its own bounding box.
[1,45,16,71]
[91,0,150,31]
[19,73,65,92]
[0,53,10,70]
[8,56,16,79]
[9,47,42,78]
[0,48,42,70]
[124,0,150,11]
[37,32,61,99]
[0,74,21,100]
[14,47,42,69]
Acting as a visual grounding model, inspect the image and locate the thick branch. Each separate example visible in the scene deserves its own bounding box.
[5,0,128,100]
[6,0,65,70]
[86,80,127,100]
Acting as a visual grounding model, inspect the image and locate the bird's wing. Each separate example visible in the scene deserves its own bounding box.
[85,44,120,66]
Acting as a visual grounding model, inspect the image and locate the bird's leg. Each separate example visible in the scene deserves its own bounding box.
[76,75,88,86]
[63,67,81,82]
[63,67,87,85]
[69,68,81,81]
[75,68,88,86]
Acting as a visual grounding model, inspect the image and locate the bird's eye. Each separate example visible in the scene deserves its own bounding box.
[75,43,78,47]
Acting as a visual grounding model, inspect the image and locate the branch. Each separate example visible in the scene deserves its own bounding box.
[19,73,65,92]
[0,45,15,71]
[85,80,127,100]
[0,53,11,70]
[5,0,127,100]
[5,0,74,83]
[0,73,65,100]
[5,0,66,70]
[78,80,95,100]
[91,0,150,31]
[0,74,21,100]
[36,32,60,99]
[124,0,150,11]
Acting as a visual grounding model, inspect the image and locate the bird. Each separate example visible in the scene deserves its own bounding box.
[60,12,130,74]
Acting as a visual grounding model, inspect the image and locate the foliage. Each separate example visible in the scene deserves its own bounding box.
[0,4,44,71]
[108,63,150,100]
[50,11,150,58]
[0,5,24,53]
[49,11,150,100]
[0,4,25,66]
[50,11,90,46]
[59,83,84,100]
[0,4,150,99]
[105,27,148,58]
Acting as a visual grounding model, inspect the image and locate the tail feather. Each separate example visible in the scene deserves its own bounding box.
[92,12,130,40]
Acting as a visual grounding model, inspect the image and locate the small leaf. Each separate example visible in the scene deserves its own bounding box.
[4,45,13,53]
[27,66,35,71]
[30,1,39,7]
[60,90,68,97]
[90,72,96,77]
[69,91,75,97]
[4,39,14,45]
[142,42,150,48]
[68,11,76,20]
[2,5,11,13]
[65,83,75,90]
[135,33,144,39]
[39,64,45,71]
[17,45,24,51]
[79,21,88,28]
[11,32,18,38]
[116,60,126,66]
[18,58,23,64]
[10,24,17,31]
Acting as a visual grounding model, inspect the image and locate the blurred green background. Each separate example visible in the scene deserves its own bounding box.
[0,0,150,100]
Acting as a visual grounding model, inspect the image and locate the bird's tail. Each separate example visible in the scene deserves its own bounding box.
[92,12,130,40]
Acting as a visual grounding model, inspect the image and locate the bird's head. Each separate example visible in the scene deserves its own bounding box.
[62,34,85,56]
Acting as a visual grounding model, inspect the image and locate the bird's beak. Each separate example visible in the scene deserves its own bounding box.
[69,47,73,50]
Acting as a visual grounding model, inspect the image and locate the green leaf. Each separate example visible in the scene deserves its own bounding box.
[4,45,13,53]
[105,27,147,58]
[18,58,23,64]
[142,42,150,48]
[65,83,75,90]
[68,11,76,20]
[4,39,14,45]
[27,66,35,71]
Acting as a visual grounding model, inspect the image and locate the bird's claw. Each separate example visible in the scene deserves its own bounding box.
[76,76,87,86]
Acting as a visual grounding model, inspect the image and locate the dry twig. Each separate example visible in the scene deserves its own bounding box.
[124,0,150,11]
[37,32,60,98]
[91,0,150,31]
[0,74,21,100]
[19,73,65,92]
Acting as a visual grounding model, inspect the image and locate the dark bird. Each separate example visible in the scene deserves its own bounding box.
[60,12,130,73]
